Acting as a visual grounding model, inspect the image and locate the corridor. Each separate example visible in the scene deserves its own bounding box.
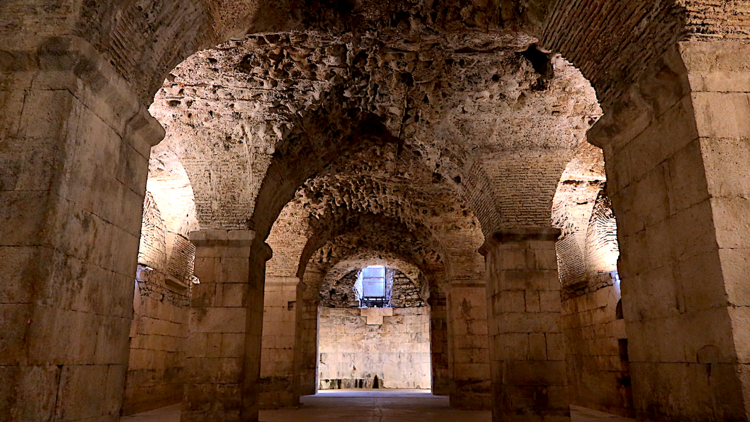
[122,390,634,422]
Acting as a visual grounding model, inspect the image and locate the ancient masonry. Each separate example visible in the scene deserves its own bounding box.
[2,2,750,422]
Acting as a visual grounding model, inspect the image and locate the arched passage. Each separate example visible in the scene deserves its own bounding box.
[3,2,750,422]
[551,142,630,417]
[124,148,200,414]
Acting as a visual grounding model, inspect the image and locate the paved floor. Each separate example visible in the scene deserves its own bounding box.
[122,390,634,422]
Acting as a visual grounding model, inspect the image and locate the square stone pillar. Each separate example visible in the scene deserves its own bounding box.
[293,281,319,400]
[480,228,569,422]
[184,230,272,422]
[428,295,451,396]
[0,36,163,421]
[445,280,491,409]
[259,276,299,408]
[589,40,750,421]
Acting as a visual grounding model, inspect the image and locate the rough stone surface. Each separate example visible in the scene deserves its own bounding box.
[481,229,569,422]
[150,31,598,237]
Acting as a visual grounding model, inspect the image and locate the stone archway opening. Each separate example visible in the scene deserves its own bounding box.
[551,141,631,418]
[317,265,432,392]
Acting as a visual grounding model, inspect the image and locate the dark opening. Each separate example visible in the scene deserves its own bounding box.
[618,339,629,362]
[616,299,624,320]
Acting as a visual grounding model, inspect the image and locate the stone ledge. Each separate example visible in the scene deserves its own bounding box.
[190,229,256,247]
[189,229,274,263]
[448,279,486,287]
[479,228,561,255]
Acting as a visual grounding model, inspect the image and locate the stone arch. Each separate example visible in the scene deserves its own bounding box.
[6,1,740,421]
[317,253,431,307]
[301,217,446,283]
[321,254,426,290]
[296,227,451,399]
[147,28,602,249]
[584,191,619,280]
[251,115,409,243]
[138,192,168,270]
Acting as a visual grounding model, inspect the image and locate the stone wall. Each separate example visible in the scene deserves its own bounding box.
[389,270,426,308]
[587,40,750,422]
[562,277,630,417]
[553,150,630,416]
[0,35,165,422]
[560,194,629,414]
[428,296,450,395]
[124,272,190,415]
[319,270,361,308]
[318,307,431,390]
[182,230,270,422]
[293,280,320,399]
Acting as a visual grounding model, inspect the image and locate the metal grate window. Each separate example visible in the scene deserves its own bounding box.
[357,266,388,308]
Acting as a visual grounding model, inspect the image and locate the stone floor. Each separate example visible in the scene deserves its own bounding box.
[122,390,634,422]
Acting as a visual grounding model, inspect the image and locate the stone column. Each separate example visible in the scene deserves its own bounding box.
[427,295,450,395]
[184,230,271,422]
[259,276,298,408]
[0,36,163,421]
[588,40,750,422]
[480,229,569,422]
[293,281,319,401]
[445,280,491,409]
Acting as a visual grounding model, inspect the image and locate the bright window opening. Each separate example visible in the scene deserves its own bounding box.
[355,266,389,308]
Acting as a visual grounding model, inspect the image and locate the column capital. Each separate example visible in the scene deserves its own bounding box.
[190,229,256,247]
[189,229,273,261]
[0,35,165,150]
[265,276,300,287]
[479,228,560,256]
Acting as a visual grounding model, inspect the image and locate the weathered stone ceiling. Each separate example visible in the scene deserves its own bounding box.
[7,0,730,113]
[60,0,553,103]
[150,30,599,238]
[264,140,485,285]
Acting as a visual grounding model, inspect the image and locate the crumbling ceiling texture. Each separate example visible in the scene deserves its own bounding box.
[12,0,726,114]
[147,29,600,286]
